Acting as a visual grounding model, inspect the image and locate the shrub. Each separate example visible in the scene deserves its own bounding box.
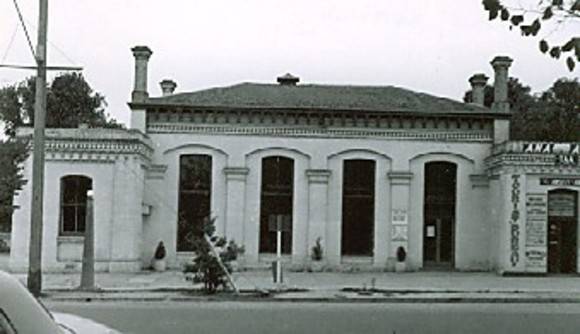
[154,241,166,260]
[0,239,9,253]
[183,217,244,294]
[396,246,406,262]
[311,237,323,261]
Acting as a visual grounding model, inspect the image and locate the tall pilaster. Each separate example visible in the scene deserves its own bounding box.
[387,171,413,266]
[306,169,331,264]
[224,167,249,247]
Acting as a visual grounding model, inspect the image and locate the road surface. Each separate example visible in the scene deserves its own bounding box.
[47,301,580,334]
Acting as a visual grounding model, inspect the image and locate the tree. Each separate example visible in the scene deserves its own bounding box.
[0,140,29,232]
[482,0,580,71]
[0,73,120,232]
[463,77,580,141]
[0,72,121,136]
[183,217,244,294]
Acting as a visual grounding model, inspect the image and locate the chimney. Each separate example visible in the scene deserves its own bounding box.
[160,79,177,96]
[277,73,299,86]
[131,46,153,103]
[468,73,488,106]
[490,56,513,112]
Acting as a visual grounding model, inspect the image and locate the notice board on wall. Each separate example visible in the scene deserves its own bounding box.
[525,193,548,272]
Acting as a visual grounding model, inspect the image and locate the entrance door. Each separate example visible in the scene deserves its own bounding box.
[547,190,578,274]
[341,159,375,256]
[423,162,457,268]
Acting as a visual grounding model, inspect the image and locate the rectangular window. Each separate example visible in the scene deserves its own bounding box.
[177,155,212,252]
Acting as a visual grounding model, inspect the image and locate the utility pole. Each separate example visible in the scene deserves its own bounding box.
[27,0,48,297]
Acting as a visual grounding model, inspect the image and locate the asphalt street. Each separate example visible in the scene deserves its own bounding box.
[47,301,580,334]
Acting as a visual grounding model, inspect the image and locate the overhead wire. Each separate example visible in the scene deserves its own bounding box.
[11,0,36,60]
[1,23,19,64]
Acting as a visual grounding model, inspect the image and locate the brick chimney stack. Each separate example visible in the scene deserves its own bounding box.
[468,73,488,106]
[160,79,177,96]
[490,56,513,113]
[131,46,153,103]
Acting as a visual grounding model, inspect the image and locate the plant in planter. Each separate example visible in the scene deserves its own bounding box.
[309,237,324,272]
[395,246,406,272]
[152,241,167,272]
[311,237,323,261]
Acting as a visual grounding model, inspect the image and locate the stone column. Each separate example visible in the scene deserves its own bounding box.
[387,171,413,268]
[224,167,249,248]
[306,169,331,264]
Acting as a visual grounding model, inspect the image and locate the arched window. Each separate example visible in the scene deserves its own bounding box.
[60,175,92,235]
[177,154,212,252]
[260,156,294,254]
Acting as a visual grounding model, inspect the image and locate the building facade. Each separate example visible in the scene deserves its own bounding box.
[9,46,580,274]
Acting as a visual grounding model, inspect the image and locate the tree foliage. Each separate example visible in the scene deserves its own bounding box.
[0,139,29,232]
[0,73,120,232]
[183,217,244,294]
[0,72,121,137]
[482,0,579,71]
[464,77,580,141]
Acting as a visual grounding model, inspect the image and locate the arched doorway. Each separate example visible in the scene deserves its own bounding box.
[547,189,578,274]
[177,154,212,252]
[341,159,375,256]
[423,161,457,268]
[259,156,294,254]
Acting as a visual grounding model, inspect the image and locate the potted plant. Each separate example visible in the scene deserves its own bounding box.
[309,237,324,272]
[395,246,406,272]
[152,241,167,272]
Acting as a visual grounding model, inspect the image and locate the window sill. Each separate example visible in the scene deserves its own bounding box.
[57,235,84,244]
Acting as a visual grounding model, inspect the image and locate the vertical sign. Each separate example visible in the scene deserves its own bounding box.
[525,194,547,272]
[509,175,521,267]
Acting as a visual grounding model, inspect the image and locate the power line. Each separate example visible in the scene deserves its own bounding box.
[12,0,36,60]
[1,23,19,64]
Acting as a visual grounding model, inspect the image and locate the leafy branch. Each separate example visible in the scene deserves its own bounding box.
[482,0,580,71]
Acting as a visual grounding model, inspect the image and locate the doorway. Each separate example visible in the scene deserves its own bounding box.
[423,161,457,269]
[341,159,375,256]
[547,190,578,274]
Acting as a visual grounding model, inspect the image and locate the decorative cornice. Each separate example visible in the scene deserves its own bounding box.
[17,127,154,162]
[306,169,332,184]
[147,124,493,142]
[387,171,413,185]
[486,154,580,175]
[223,167,249,181]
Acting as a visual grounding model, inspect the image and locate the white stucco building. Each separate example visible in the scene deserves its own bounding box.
[9,46,580,275]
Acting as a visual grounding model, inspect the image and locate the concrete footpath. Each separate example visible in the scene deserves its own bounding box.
[9,270,580,303]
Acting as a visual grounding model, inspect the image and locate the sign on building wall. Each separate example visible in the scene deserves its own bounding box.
[525,194,547,272]
[540,178,580,186]
[391,209,408,242]
[548,193,577,217]
[508,175,522,268]
[522,143,579,166]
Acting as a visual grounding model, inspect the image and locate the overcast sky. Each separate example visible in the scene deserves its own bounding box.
[0,0,577,126]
